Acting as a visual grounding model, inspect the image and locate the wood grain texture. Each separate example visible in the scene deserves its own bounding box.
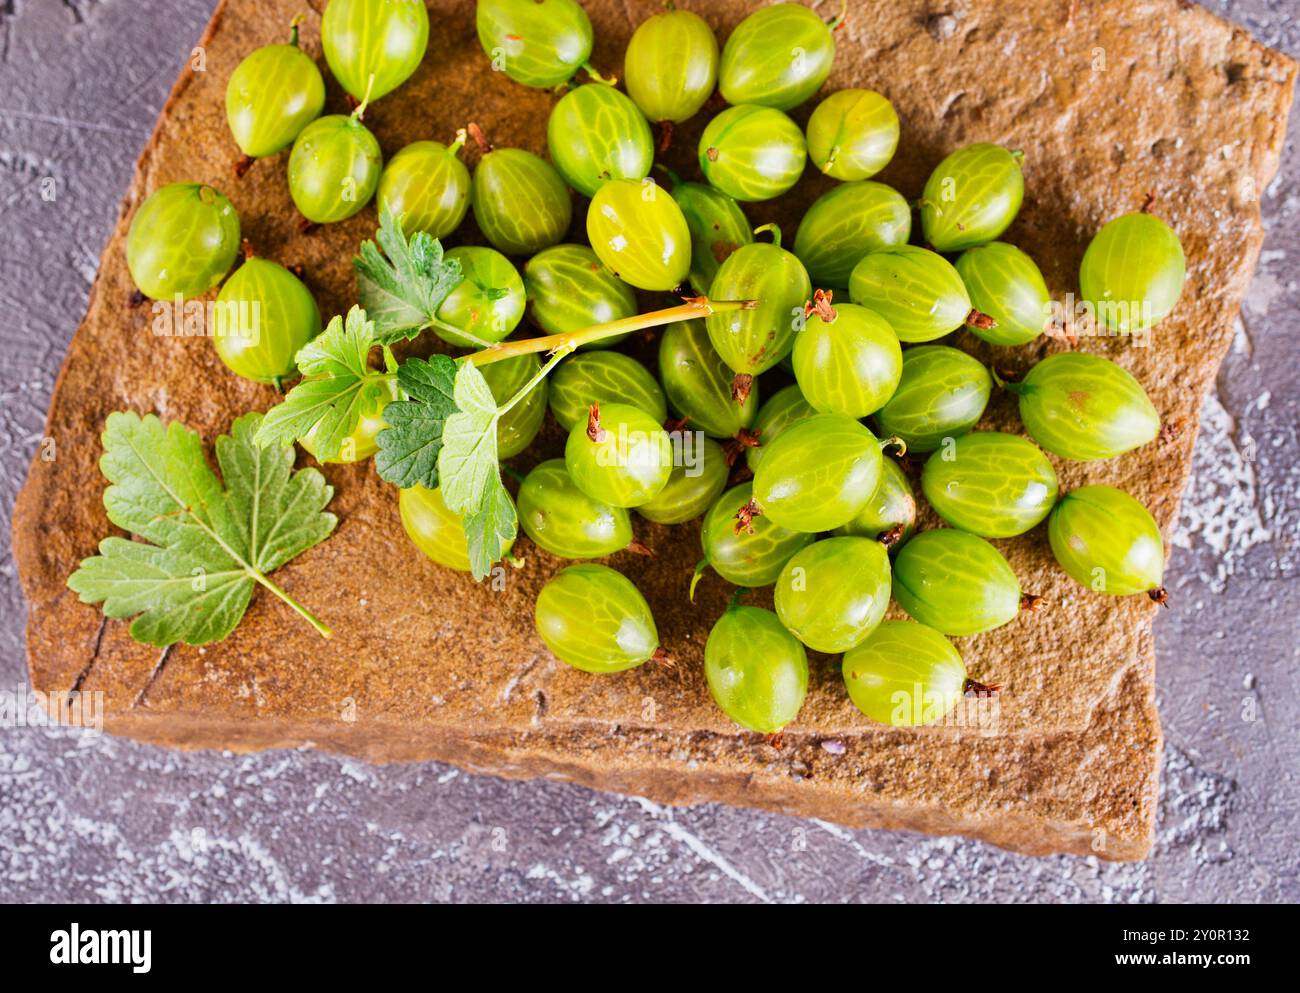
[11,0,1295,859]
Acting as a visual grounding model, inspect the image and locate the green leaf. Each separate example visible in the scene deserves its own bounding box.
[68,411,336,647]
[437,362,516,581]
[374,355,459,489]
[354,206,464,344]
[438,362,501,513]
[463,475,517,581]
[254,305,390,460]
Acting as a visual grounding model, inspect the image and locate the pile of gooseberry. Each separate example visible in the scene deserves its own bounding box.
[122,0,1185,738]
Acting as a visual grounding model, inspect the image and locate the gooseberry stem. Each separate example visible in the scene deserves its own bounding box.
[464,297,756,367]
[828,0,849,30]
[880,435,908,458]
[352,74,376,122]
[653,163,683,188]
[753,222,783,248]
[448,127,469,157]
[582,61,618,86]
[254,572,332,639]
[289,13,305,47]
[497,348,571,418]
[427,315,495,349]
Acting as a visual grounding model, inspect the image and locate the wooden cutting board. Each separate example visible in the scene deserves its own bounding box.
[13,0,1295,859]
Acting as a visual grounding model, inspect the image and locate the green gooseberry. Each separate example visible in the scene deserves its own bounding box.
[125,183,241,299]
[400,483,512,573]
[518,459,634,559]
[376,132,471,240]
[804,88,900,180]
[792,300,902,418]
[477,0,595,89]
[433,246,526,349]
[472,147,572,256]
[1048,485,1166,599]
[480,353,547,459]
[624,7,719,125]
[659,319,759,439]
[705,228,811,375]
[891,528,1023,636]
[287,108,382,224]
[564,401,674,508]
[955,242,1051,346]
[211,257,321,384]
[717,2,839,110]
[751,413,883,533]
[705,604,808,734]
[874,345,992,453]
[833,457,917,549]
[842,621,972,727]
[637,435,729,526]
[523,244,636,348]
[921,143,1025,252]
[921,431,1059,538]
[848,245,975,343]
[322,0,429,102]
[586,178,691,291]
[697,482,813,589]
[547,83,653,198]
[225,20,325,160]
[774,536,891,654]
[792,181,911,289]
[535,564,660,674]
[1005,352,1160,461]
[698,104,807,202]
[1079,211,1186,334]
[549,351,666,433]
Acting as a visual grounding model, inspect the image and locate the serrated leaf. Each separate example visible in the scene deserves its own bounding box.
[68,411,336,646]
[463,475,517,581]
[254,305,392,461]
[437,362,517,581]
[354,207,464,345]
[373,355,459,489]
[438,361,501,514]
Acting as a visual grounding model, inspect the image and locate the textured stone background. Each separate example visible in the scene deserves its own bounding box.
[0,0,1295,903]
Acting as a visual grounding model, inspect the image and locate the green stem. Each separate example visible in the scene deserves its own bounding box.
[754,222,783,248]
[464,297,755,367]
[448,127,468,157]
[352,74,376,121]
[654,163,683,189]
[688,558,710,602]
[879,435,907,458]
[289,14,304,47]
[426,315,494,349]
[828,0,849,29]
[582,61,617,86]
[496,347,570,418]
[252,571,332,639]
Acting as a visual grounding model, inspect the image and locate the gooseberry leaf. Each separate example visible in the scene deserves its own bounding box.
[67,411,336,647]
[373,355,459,489]
[463,475,516,581]
[254,306,390,460]
[437,362,517,581]
[354,207,464,345]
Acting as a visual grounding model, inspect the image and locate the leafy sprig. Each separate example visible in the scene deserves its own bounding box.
[253,306,393,461]
[68,411,336,646]
[373,355,458,489]
[354,207,466,345]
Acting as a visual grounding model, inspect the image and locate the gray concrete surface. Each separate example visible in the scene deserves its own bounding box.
[0,0,1296,903]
